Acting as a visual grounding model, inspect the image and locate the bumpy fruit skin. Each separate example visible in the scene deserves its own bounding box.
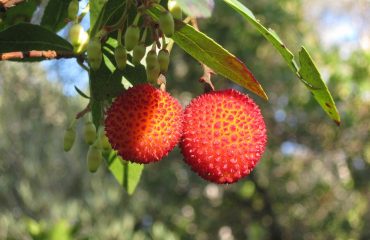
[180,89,267,184]
[105,84,183,163]
[87,144,102,173]
[158,11,174,37]
[114,44,127,70]
[158,49,170,73]
[124,25,140,51]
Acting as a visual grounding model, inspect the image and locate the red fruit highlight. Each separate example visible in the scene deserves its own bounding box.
[180,89,267,184]
[105,84,183,164]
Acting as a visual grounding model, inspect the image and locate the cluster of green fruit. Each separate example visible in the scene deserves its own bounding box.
[64,116,112,173]
[68,0,181,83]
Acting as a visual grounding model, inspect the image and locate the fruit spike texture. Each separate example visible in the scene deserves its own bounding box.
[105,84,183,164]
[180,89,267,184]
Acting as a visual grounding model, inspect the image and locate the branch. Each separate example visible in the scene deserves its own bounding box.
[0,50,80,61]
[0,0,25,11]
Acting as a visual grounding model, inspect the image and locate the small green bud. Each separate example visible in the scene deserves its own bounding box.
[87,144,102,173]
[63,127,76,152]
[146,50,158,69]
[69,24,88,47]
[83,121,97,145]
[68,0,79,20]
[132,43,146,65]
[100,134,112,152]
[158,11,174,37]
[124,25,140,51]
[158,49,170,73]
[168,0,182,20]
[114,44,127,70]
[87,38,102,70]
[146,63,160,84]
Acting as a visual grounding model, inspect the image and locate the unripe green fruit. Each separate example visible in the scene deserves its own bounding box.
[158,49,170,73]
[124,25,140,51]
[132,43,146,65]
[146,50,158,69]
[87,39,102,70]
[63,127,76,152]
[158,11,174,37]
[83,121,97,145]
[168,0,182,20]
[68,0,79,20]
[87,144,102,173]
[114,44,127,70]
[100,132,112,152]
[146,63,160,84]
[69,24,85,46]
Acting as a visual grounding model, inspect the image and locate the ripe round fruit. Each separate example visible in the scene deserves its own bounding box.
[180,89,267,184]
[105,84,183,163]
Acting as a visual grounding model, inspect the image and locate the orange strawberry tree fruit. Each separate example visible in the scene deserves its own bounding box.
[0,0,340,194]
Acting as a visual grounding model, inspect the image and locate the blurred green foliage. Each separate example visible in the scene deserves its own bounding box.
[0,0,369,239]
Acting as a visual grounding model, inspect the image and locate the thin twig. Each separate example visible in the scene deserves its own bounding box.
[190,18,215,91]
[76,103,91,119]
[0,50,79,61]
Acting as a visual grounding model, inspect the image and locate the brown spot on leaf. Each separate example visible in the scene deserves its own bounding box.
[325,102,332,108]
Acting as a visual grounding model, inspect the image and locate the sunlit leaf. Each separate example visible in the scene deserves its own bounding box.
[176,0,214,18]
[222,0,298,74]
[147,7,268,100]
[107,153,144,195]
[298,47,340,125]
[222,0,340,123]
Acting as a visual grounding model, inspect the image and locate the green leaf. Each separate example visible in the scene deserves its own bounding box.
[0,23,73,53]
[90,62,124,102]
[91,99,102,128]
[74,86,90,99]
[176,0,214,18]
[147,7,268,100]
[222,0,340,123]
[0,0,38,31]
[108,153,144,195]
[90,0,108,33]
[41,0,71,32]
[222,0,298,74]
[90,0,124,38]
[298,47,340,125]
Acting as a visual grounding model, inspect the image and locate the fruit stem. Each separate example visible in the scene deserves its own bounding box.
[133,12,141,26]
[117,28,123,46]
[140,27,148,43]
